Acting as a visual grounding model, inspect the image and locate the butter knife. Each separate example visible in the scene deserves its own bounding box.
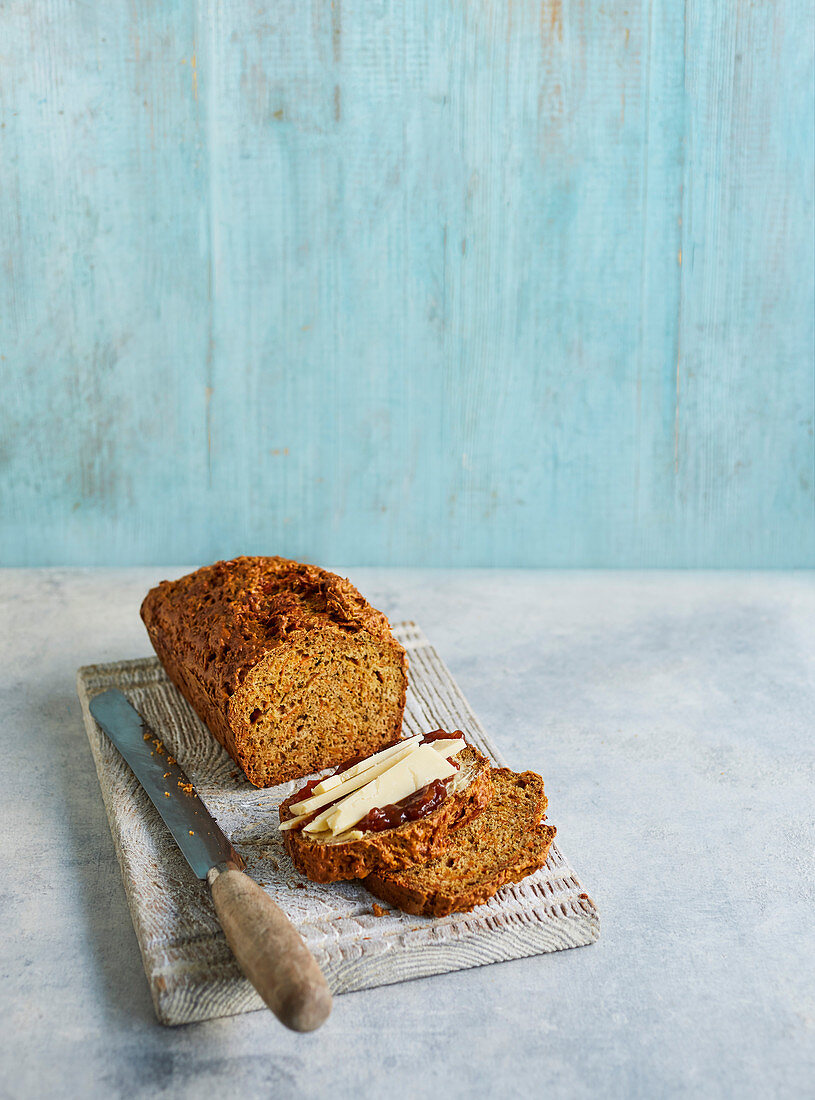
[89,689,331,1031]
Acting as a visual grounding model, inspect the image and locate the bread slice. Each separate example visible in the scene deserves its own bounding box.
[140,556,407,787]
[280,744,493,883]
[363,767,555,916]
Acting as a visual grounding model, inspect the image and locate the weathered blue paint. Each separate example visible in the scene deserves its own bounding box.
[1,1,813,567]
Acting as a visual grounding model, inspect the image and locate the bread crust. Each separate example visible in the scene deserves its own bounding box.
[140,556,408,787]
[280,746,494,883]
[363,767,555,917]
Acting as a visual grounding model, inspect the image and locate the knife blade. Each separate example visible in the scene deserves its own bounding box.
[89,688,243,877]
[89,689,332,1031]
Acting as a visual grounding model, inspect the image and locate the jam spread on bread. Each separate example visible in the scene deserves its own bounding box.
[421,728,462,743]
[421,730,461,767]
[296,777,323,800]
[356,778,450,832]
[285,730,467,833]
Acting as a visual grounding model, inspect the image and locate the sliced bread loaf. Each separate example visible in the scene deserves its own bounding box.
[363,767,555,916]
[280,742,493,883]
[141,556,407,787]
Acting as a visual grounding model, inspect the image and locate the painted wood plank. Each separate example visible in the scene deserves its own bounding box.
[76,622,599,1026]
[1,1,813,566]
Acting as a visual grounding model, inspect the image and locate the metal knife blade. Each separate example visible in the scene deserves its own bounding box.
[88,688,331,1031]
[89,688,244,879]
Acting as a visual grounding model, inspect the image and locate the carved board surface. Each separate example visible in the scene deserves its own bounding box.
[77,622,599,1025]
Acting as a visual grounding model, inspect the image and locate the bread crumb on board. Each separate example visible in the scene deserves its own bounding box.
[371,903,389,917]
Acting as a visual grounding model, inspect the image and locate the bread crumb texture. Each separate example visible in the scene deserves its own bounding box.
[363,768,556,917]
[279,745,494,882]
[141,556,408,787]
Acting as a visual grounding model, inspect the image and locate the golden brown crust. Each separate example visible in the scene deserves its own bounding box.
[363,767,555,917]
[280,746,494,883]
[140,557,408,787]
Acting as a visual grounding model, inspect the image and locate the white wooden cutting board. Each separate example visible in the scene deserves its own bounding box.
[77,622,599,1025]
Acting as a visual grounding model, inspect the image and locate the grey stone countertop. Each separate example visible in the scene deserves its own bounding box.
[1,568,813,1099]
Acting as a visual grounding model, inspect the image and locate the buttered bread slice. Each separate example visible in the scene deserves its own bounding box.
[279,731,493,883]
[363,767,555,917]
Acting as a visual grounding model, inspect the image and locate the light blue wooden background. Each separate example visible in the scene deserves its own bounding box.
[2,1,813,567]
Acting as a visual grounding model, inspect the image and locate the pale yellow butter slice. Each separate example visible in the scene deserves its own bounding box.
[315,745,457,836]
[280,735,468,834]
[281,760,420,834]
[424,737,465,758]
[281,787,386,834]
[305,735,423,800]
[288,741,422,817]
[280,804,332,833]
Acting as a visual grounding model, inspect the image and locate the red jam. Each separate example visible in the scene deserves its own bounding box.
[285,776,326,830]
[420,729,456,743]
[356,777,451,832]
[296,777,322,800]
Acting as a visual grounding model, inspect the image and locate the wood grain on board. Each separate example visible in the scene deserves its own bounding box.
[77,622,599,1026]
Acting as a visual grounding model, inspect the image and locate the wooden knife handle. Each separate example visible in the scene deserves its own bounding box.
[207,863,332,1032]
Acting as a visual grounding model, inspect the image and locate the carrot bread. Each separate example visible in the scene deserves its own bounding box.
[363,767,555,917]
[279,732,493,883]
[140,556,408,787]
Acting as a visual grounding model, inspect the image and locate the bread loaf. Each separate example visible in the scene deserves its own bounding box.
[140,556,408,787]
